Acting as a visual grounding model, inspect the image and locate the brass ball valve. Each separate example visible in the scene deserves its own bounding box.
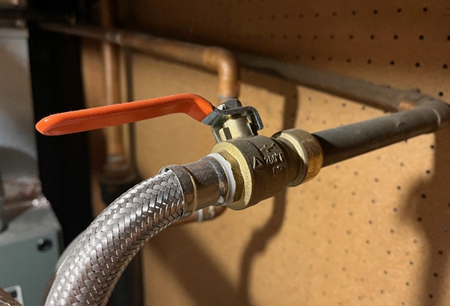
[37,93,323,213]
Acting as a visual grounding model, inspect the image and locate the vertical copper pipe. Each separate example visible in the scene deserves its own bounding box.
[99,0,127,173]
[98,2,143,305]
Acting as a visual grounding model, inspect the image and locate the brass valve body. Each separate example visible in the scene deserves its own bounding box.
[212,129,323,210]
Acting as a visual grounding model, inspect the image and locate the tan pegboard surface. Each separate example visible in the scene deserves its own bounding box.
[126,0,450,102]
[81,1,450,305]
[119,55,450,305]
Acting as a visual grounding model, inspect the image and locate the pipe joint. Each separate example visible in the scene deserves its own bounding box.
[160,155,235,218]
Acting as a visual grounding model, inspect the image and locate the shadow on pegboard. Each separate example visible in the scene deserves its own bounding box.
[400,127,450,306]
[147,71,300,306]
[236,70,299,304]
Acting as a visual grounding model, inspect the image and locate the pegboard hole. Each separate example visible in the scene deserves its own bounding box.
[373,9,378,15]
[429,294,434,299]
[438,92,444,97]
[423,7,428,12]
[370,35,375,40]
[394,35,398,40]
[417,217,423,222]
[434,272,439,277]
[397,8,402,13]
[367,59,372,64]
[443,64,448,69]
[390,60,395,66]
[415,62,421,68]
[419,35,424,40]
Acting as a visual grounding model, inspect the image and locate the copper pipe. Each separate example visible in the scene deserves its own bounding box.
[98,2,144,305]
[99,0,128,175]
[40,22,238,223]
[40,23,240,102]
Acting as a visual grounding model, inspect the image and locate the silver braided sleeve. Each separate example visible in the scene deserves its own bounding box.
[45,171,185,306]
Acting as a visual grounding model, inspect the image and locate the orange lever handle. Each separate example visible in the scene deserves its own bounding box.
[36,93,214,136]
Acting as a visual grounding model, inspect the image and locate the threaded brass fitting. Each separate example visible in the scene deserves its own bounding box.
[212,129,323,210]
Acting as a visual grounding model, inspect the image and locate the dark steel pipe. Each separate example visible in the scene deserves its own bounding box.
[236,52,434,112]
[313,101,450,167]
[235,52,450,166]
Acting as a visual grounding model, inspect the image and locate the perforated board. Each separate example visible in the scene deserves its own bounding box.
[83,1,450,305]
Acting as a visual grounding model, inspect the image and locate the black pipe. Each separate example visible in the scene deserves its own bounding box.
[236,52,432,112]
[313,102,450,167]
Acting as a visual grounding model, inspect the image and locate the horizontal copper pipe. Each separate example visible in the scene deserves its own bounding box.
[40,23,240,101]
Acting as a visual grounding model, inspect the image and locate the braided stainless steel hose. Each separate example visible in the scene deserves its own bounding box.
[45,171,184,306]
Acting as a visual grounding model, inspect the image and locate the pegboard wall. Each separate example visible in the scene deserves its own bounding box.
[82,1,450,305]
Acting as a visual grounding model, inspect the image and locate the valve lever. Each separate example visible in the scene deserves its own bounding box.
[36,93,214,136]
